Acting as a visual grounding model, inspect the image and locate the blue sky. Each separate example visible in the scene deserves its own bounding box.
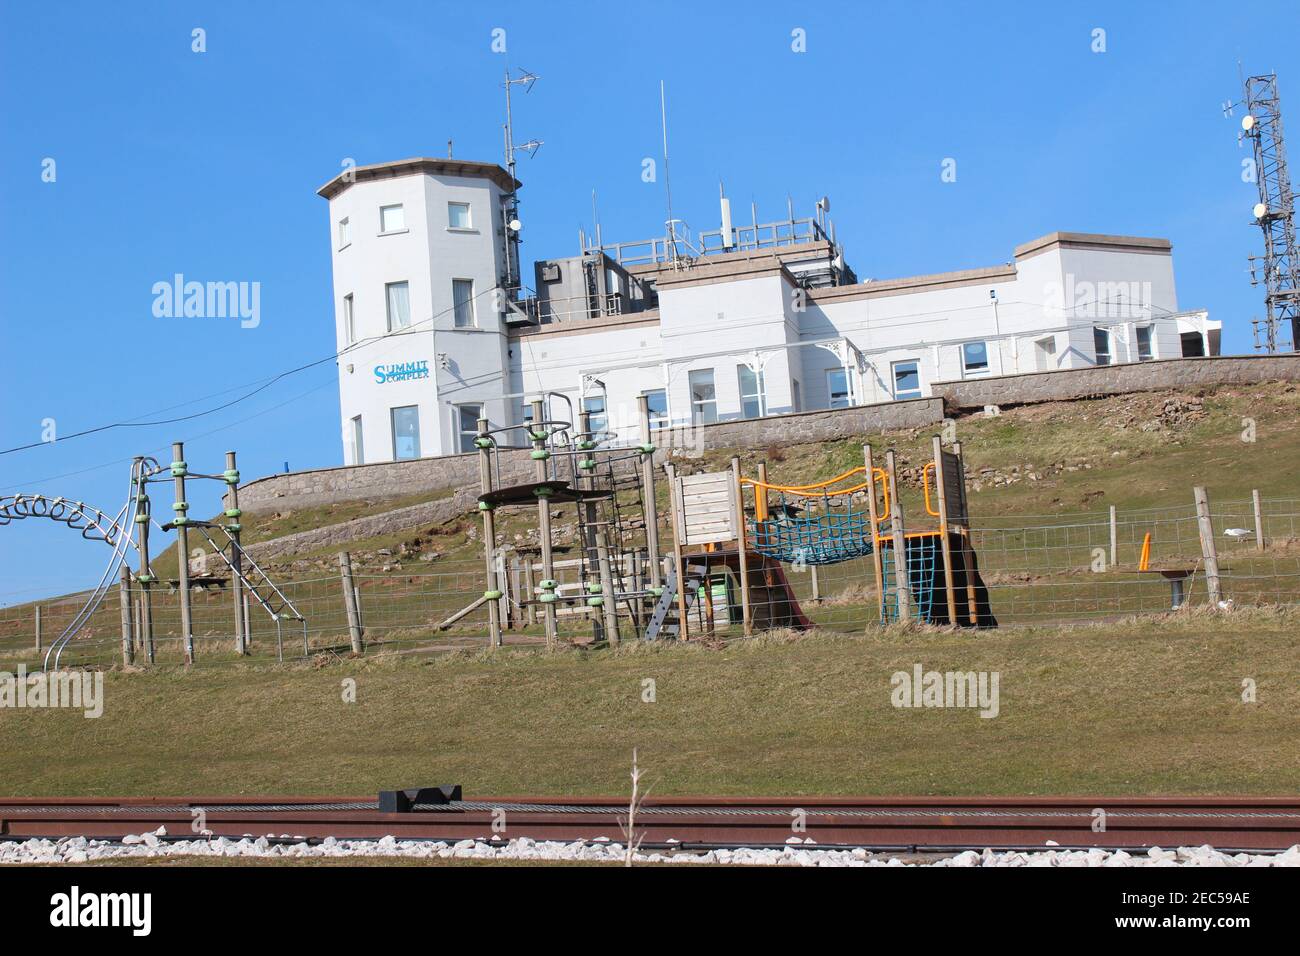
[1,0,1296,601]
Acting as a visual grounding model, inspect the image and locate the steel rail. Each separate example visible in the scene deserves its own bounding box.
[2,795,1298,851]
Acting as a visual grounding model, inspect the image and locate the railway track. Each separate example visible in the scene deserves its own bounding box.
[3,794,1299,852]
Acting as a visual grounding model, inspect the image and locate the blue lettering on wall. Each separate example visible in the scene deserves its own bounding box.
[374,360,430,384]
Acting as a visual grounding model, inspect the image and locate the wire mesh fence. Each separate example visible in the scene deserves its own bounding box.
[3,495,1298,669]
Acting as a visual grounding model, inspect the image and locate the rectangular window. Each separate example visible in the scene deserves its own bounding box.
[350,415,364,466]
[643,389,668,431]
[452,279,475,328]
[390,406,420,461]
[343,294,355,344]
[583,395,607,438]
[1136,325,1153,361]
[379,203,405,234]
[448,202,472,230]
[1094,328,1112,366]
[961,341,990,378]
[688,369,717,425]
[737,364,766,418]
[385,281,410,331]
[892,360,921,400]
[826,368,850,409]
[337,217,350,249]
[457,404,483,453]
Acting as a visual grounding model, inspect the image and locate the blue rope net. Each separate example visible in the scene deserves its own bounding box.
[880,533,940,624]
[747,492,875,566]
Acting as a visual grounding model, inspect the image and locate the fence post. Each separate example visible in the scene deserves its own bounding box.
[171,441,195,664]
[338,551,364,654]
[225,450,247,656]
[1252,489,1266,552]
[1109,505,1117,569]
[119,566,136,666]
[885,449,912,621]
[34,605,42,652]
[1193,486,1223,606]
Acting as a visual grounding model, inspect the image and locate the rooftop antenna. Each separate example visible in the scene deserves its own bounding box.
[447,138,453,159]
[660,80,687,265]
[502,67,543,296]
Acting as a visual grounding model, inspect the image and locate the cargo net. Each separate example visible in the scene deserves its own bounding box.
[748,492,876,566]
[880,533,941,623]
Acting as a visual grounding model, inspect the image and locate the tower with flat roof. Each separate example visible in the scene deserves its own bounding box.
[318,158,519,463]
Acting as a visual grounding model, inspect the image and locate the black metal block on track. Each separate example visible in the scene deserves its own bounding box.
[378,785,463,813]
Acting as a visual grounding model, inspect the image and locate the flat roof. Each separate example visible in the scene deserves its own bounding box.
[1014,231,1172,260]
[317,157,519,199]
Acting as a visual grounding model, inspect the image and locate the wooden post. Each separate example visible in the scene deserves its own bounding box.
[225,451,248,656]
[1194,486,1223,606]
[638,394,663,592]
[954,441,979,624]
[885,449,911,621]
[477,416,504,648]
[531,400,558,648]
[523,556,537,626]
[664,461,689,640]
[134,462,156,664]
[171,441,195,664]
[731,457,752,635]
[1109,505,1118,570]
[579,411,620,645]
[863,445,886,622]
[34,605,42,652]
[932,436,959,625]
[118,565,135,666]
[810,565,821,603]
[338,551,364,654]
[1252,489,1266,552]
[756,462,770,522]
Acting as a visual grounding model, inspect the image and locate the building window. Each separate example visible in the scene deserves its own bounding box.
[688,369,717,424]
[1180,331,1205,357]
[452,279,475,328]
[583,395,607,438]
[448,202,471,230]
[379,203,405,234]
[337,217,350,249]
[457,404,483,453]
[343,294,355,344]
[892,360,921,400]
[961,341,990,378]
[1136,325,1153,361]
[737,364,766,418]
[643,389,668,431]
[385,281,410,331]
[1094,328,1112,366]
[350,415,364,466]
[826,368,851,409]
[390,405,420,461]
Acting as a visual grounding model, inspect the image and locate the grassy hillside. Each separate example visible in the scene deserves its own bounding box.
[3,609,1297,797]
[3,382,1299,667]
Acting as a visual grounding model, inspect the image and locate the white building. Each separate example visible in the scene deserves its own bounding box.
[319,157,1221,463]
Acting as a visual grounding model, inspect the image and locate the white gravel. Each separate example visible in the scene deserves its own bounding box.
[2,828,1298,867]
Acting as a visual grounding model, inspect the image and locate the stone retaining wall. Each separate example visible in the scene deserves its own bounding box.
[240,397,945,513]
[931,355,1300,412]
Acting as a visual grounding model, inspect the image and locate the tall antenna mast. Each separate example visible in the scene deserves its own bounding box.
[501,67,542,297]
[1231,72,1299,353]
